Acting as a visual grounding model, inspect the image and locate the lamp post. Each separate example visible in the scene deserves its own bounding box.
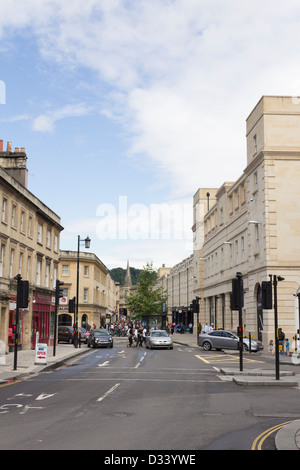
[75,235,91,348]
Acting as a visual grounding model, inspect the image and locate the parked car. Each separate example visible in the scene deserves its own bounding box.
[78,327,89,343]
[87,328,113,348]
[145,330,173,349]
[198,329,263,352]
[58,326,74,344]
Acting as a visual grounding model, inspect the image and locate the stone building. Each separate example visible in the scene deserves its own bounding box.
[196,96,300,347]
[0,140,63,351]
[58,250,118,328]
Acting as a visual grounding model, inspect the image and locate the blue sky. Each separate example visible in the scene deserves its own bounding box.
[1,0,300,269]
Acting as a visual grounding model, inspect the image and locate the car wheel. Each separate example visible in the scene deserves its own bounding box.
[243,344,248,351]
[202,341,212,351]
[69,338,73,344]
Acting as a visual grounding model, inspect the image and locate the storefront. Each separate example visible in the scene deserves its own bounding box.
[32,290,55,349]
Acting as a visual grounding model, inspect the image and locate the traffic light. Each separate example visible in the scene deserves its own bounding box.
[237,326,244,338]
[19,280,29,308]
[262,281,272,309]
[69,297,75,313]
[231,276,244,310]
[56,279,64,300]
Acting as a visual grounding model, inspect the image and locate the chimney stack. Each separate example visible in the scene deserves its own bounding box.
[0,139,28,187]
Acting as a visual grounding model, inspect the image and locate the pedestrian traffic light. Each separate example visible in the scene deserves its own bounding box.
[18,280,29,308]
[262,281,272,309]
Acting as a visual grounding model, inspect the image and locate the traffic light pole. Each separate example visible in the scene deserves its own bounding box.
[273,275,280,380]
[13,274,21,370]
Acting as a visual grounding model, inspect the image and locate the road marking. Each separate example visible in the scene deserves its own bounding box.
[195,354,210,364]
[251,420,295,450]
[97,383,120,402]
[135,352,147,369]
[98,361,110,367]
[195,353,262,364]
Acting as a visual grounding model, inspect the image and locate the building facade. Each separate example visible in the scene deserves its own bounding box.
[58,250,118,329]
[196,96,300,347]
[0,140,63,351]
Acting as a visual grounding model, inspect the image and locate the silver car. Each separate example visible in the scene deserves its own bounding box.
[145,330,173,350]
[198,330,263,352]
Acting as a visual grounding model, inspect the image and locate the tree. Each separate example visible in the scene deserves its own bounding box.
[124,262,167,321]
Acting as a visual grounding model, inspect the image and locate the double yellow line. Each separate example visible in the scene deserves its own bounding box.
[251,420,295,450]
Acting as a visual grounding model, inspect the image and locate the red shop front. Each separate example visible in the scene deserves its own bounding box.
[32,291,55,349]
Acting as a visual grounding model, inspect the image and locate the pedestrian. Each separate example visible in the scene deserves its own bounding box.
[285,338,290,356]
[278,328,285,356]
[142,326,147,345]
[203,322,209,334]
[133,327,138,347]
[268,339,274,355]
[137,327,143,347]
[208,323,214,333]
[127,327,133,348]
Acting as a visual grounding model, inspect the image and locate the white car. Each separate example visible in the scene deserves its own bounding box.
[145,330,173,350]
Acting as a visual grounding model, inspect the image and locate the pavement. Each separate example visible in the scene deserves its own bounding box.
[1,332,300,450]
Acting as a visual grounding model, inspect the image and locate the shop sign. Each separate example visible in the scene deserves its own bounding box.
[35,343,47,365]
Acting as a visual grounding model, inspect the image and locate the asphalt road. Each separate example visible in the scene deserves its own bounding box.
[1,341,300,451]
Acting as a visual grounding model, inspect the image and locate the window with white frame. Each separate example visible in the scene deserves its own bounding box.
[0,244,4,276]
[241,236,245,261]
[28,216,32,238]
[53,265,57,288]
[255,224,259,252]
[36,258,41,285]
[27,255,31,281]
[20,211,25,233]
[83,288,88,302]
[253,134,257,153]
[45,262,50,287]
[11,204,17,228]
[84,265,89,276]
[54,234,58,251]
[46,228,51,248]
[19,252,23,275]
[62,265,69,276]
[9,248,14,277]
[37,222,43,243]
[2,197,7,223]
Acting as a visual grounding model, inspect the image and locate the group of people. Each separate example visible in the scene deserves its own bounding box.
[126,324,149,348]
[268,328,290,356]
[201,322,215,334]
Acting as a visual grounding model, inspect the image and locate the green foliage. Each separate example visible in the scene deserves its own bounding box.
[124,262,168,321]
[109,267,142,285]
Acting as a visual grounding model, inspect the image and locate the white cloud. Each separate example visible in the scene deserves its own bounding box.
[32,103,92,132]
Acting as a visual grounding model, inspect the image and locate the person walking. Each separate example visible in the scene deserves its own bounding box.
[127,327,133,348]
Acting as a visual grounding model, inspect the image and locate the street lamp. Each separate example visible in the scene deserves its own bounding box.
[75,235,91,348]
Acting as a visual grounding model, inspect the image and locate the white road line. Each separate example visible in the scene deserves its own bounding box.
[98,361,110,367]
[97,383,120,402]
